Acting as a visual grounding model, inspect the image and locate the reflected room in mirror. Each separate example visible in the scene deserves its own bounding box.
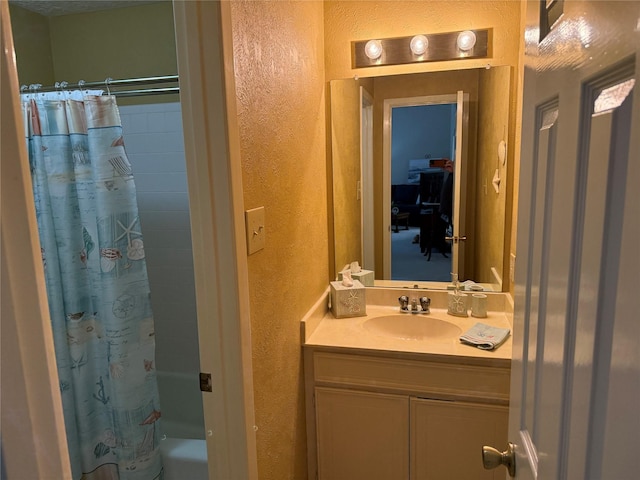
[330,66,512,291]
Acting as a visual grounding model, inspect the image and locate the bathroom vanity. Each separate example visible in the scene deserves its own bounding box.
[302,290,512,480]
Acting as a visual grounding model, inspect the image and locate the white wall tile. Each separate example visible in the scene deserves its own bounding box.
[143,228,193,250]
[128,152,185,174]
[147,112,166,133]
[135,172,188,192]
[165,111,183,129]
[127,113,149,134]
[144,247,194,271]
[120,102,199,375]
[140,211,192,230]
[137,192,190,211]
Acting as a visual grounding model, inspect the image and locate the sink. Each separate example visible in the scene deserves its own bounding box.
[363,315,462,341]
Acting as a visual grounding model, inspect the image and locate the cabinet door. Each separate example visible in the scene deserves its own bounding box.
[315,387,409,480]
[410,398,508,480]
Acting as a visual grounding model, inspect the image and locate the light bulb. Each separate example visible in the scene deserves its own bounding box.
[410,35,429,55]
[364,40,383,60]
[457,30,477,51]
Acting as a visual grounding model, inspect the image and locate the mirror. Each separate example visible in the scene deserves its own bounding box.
[330,66,511,290]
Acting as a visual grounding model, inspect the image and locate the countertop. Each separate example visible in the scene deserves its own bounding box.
[304,304,512,362]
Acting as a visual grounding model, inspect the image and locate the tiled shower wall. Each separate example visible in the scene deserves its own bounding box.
[119,102,200,375]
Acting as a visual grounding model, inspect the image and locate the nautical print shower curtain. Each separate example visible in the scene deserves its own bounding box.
[21,92,163,480]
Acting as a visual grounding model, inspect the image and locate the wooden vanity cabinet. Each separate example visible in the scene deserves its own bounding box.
[304,348,510,480]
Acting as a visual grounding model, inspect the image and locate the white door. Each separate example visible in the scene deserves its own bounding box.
[361,86,375,271]
[494,1,640,479]
[451,90,468,279]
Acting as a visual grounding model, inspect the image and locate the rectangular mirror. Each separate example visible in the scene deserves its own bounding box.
[330,66,511,291]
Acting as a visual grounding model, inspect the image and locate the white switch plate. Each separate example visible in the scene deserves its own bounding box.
[245,207,265,255]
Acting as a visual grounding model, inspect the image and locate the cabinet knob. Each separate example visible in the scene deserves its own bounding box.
[482,442,515,477]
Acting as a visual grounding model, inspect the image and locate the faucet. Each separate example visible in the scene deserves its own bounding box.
[411,298,419,312]
[398,295,430,314]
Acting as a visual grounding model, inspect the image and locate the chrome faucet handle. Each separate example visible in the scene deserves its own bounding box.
[419,297,431,313]
[411,298,419,312]
[398,295,409,311]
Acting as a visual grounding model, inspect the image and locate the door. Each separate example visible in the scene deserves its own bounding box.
[502,1,640,479]
[361,86,375,271]
[450,90,469,279]
[382,92,468,281]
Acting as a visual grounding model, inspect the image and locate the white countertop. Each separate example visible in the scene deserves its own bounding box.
[304,304,512,362]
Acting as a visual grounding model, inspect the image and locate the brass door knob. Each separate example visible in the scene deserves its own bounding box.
[482,442,515,477]
[444,235,467,243]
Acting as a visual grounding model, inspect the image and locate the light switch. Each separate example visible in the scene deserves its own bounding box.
[245,207,265,255]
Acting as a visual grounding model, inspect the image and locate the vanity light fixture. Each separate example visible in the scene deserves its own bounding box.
[410,35,429,55]
[456,30,477,52]
[364,40,383,60]
[352,28,490,69]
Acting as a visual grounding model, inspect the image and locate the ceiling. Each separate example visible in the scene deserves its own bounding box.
[9,0,163,16]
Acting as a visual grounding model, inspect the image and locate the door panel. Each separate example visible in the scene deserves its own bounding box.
[411,398,507,480]
[567,69,635,480]
[315,387,409,480]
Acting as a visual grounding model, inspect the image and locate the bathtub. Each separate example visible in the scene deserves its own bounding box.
[157,370,208,480]
[160,437,208,480]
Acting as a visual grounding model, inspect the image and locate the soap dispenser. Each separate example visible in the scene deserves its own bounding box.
[447,273,469,317]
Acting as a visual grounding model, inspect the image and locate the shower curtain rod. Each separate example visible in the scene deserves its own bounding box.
[20,74,180,98]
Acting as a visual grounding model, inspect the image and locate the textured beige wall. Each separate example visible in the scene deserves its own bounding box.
[324,0,522,81]
[8,5,54,86]
[11,3,177,106]
[229,1,329,479]
[324,0,522,290]
[330,79,363,274]
[48,3,176,82]
[475,66,510,283]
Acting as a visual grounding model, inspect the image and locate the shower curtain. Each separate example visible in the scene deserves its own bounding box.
[21,91,163,480]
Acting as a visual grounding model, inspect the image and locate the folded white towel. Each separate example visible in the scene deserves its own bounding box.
[460,322,510,350]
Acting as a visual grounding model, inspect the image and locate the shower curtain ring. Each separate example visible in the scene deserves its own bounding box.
[105,77,113,95]
[55,81,65,95]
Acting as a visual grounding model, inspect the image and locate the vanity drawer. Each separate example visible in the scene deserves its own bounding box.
[312,351,510,404]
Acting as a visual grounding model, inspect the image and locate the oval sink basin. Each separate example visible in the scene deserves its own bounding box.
[363,315,462,341]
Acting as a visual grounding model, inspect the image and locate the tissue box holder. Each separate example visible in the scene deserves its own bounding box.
[330,280,367,318]
[339,269,375,287]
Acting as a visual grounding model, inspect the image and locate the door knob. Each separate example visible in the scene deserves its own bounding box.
[482,442,515,477]
[444,235,467,243]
